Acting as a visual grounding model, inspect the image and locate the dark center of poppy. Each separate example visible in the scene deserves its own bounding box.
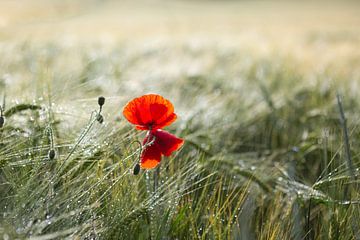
[147,120,155,130]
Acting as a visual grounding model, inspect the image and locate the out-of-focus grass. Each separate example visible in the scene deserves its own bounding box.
[1,0,360,239]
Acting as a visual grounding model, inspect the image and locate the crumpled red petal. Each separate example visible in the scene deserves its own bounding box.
[151,129,184,156]
[140,135,162,169]
[140,130,184,169]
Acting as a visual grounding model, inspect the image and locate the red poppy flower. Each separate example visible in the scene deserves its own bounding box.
[123,94,177,130]
[123,94,184,169]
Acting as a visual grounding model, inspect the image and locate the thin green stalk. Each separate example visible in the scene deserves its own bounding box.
[336,94,356,180]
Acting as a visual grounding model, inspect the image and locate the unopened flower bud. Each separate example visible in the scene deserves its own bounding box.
[98,96,105,107]
[48,149,55,160]
[133,163,140,175]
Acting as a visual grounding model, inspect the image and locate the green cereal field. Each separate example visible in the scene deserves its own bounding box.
[1,0,360,239]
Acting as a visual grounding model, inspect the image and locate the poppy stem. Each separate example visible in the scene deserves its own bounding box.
[145,171,156,240]
[142,132,156,148]
[152,166,160,240]
[154,166,160,191]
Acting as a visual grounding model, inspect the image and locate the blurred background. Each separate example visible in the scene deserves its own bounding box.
[1,1,360,239]
[1,0,359,48]
[1,0,359,99]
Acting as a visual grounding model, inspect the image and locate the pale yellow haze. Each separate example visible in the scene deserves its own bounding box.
[0,1,359,40]
[0,0,359,64]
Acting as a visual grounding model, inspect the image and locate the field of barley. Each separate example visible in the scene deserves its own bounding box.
[1,0,360,239]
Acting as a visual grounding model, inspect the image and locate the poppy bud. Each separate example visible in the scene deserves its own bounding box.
[96,114,104,124]
[48,149,55,160]
[133,163,140,175]
[0,116,4,128]
[98,96,105,107]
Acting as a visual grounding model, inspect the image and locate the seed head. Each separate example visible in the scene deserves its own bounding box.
[98,96,105,107]
[96,114,104,124]
[48,149,56,160]
[133,163,140,175]
[0,116,4,128]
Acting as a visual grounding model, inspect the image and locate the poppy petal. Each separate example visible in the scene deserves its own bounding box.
[152,129,184,156]
[149,103,170,124]
[140,142,162,169]
[155,113,177,130]
[140,133,161,169]
[123,96,148,127]
[136,125,149,130]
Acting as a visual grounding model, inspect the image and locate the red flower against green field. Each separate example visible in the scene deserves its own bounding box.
[123,94,184,169]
